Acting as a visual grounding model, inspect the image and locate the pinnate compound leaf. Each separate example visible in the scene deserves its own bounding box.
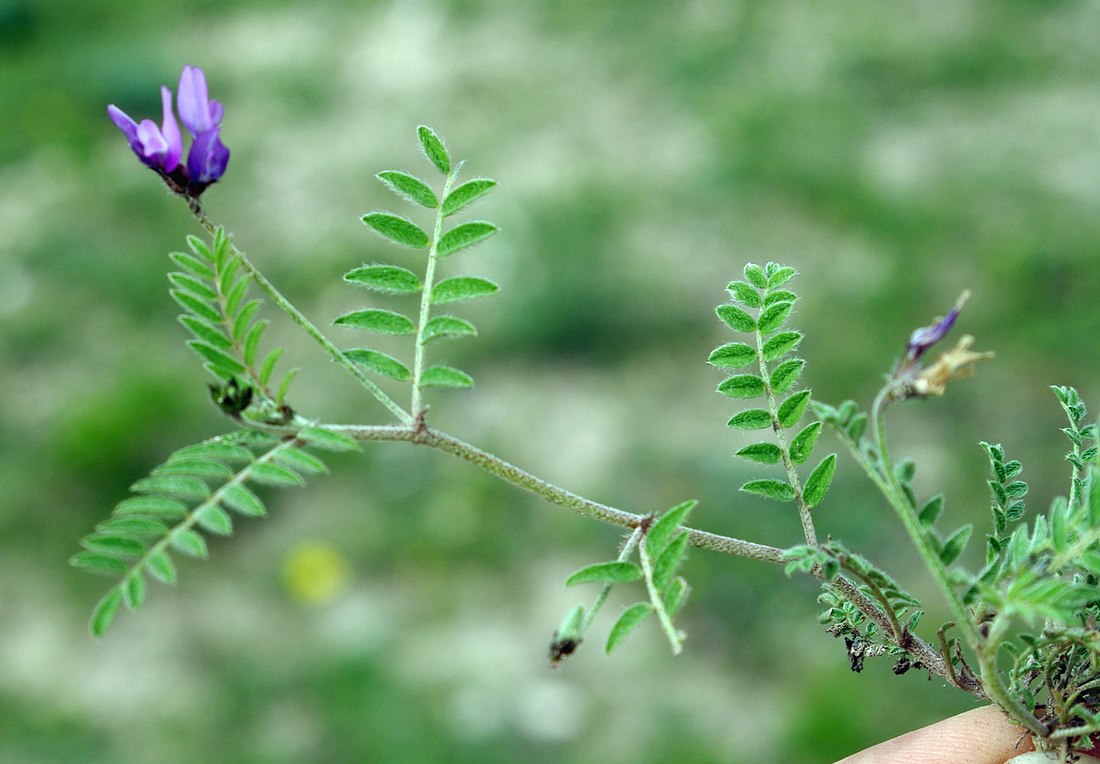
[717,374,766,399]
[758,301,793,335]
[442,178,496,217]
[334,308,416,335]
[803,453,837,509]
[762,331,802,362]
[90,588,123,638]
[377,170,438,209]
[646,500,696,557]
[708,342,755,369]
[420,365,474,388]
[743,263,767,289]
[171,529,209,559]
[940,525,973,565]
[565,561,643,586]
[726,281,761,308]
[131,476,210,500]
[735,442,782,464]
[250,462,305,487]
[344,265,422,294]
[740,479,795,502]
[769,359,805,394]
[196,505,233,536]
[361,212,430,249]
[606,603,654,654]
[728,409,773,430]
[431,276,499,304]
[417,125,450,174]
[221,484,266,517]
[777,389,813,428]
[716,304,755,332]
[789,421,823,465]
[146,551,177,585]
[422,316,476,343]
[344,348,411,381]
[299,427,360,452]
[652,531,690,591]
[438,221,498,257]
[70,552,130,576]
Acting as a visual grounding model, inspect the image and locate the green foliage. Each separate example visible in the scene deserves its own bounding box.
[417,125,450,175]
[71,431,335,636]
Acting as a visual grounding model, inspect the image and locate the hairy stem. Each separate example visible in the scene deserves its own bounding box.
[638,531,684,654]
[187,209,414,426]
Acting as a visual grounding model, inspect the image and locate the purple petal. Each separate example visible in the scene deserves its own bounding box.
[208,99,224,126]
[177,65,213,135]
[159,86,182,173]
[187,127,231,185]
[906,291,970,362]
[107,105,140,146]
[134,119,170,168]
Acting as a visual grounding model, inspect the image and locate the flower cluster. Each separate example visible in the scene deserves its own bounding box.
[108,65,229,198]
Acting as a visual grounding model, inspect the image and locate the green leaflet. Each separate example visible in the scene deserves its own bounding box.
[420,365,474,388]
[777,390,812,428]
[377,170,438,209]
[743,263,767,289]
[417,125,450,174]
[442,178,496,217]
[717,374,766,399]
[344,265,422,294]
[221,484,266,517]
[664,577,689,617]
[940,525,973,565]
[651,531,689,591]
[716,304,755,332]
[789,421,823,465]
[735,442,782,464]
[333,308,416,334]
[919,494,945,528]
[758,301,793,335]
[566,561,643,586]
[769,359,805,394]
[90,589,123,638]
[708,342,756,369]
[728,409,773,429]
[345,348,411,380]
[437,221,498,257]
[361,212,430,249]
[249,462,305,487]
[803,453,837,509]
[421,316,477,343]
[740,479,795,502]
[762,331,802,362]
[727,280,761,308]
[646,500,696,558]
[431,276,499,304]
[606,603,653,654]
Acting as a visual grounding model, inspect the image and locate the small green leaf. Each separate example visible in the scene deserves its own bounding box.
[97,518,169,536]
[196,505,233,535]
[940,525,973,565]
[717,374,766,399]
[707,342,756,369]
[344,348,411,381]
[743,263,767,289]
[130,476,210,499]
[769,359,805,394]
[789,421,823,464]
[250,462,305,487]
[735,442,782,464]
[146,551,177,585]
[442,178,496,217]
[299,427,360,452]
[170,251,215,280]
[277,366,298,404]
[217,256,241,297]
[333,308,416,334]
[767,266,796,288]
[716,304,755,332]
[726,281,761,308]
[186,234,214,262]
[664,577,689,617]
[114,496,188,518]
[652,531,689,591]
[764,290,797,307]
[565,561,643,586]
[171,290,221,323]
[762,331,802,362]
[777,390,812,428]
[171,529,209,559]
[258,347,284,386]
[646,500,696,557]
[803,453,837,509]
[438,221,498,257]
[422,316,477,343]
[123,573,145,610]
[179,315,231,350]
[70,552,130,576]
[606,603,654,654]
[273,447,329,475]
[154,459,233,479]
[81,534,145,556]
[919,494,945,528]
[90,588,123,638]
[727,409,773,429]
[221,484,266,517]
[420,365,474,388]
[169,272,218,302]
[187,341,245,375]
[377,170,438,208]
[417,125,450,174]
[232,299,262,341]
[173,442,253,463]
[431,276,499,304]
[740,479,795,502]
[344,265,422,294]
[758,301,793,335]
[242,321,267,367]
[361,212,430,249]
[223,275,249,318]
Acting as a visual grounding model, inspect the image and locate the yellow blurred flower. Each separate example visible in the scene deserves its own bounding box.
[282,541,350,603]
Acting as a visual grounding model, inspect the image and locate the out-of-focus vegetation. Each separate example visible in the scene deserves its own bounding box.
[3,1,1100,761]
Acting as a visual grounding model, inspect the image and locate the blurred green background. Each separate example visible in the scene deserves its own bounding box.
[3,0,1099,761]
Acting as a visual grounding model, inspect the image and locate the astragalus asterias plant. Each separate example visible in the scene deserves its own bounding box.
[77,65,1100,761]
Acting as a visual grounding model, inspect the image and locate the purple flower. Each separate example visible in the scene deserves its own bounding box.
[107,65,230,198]
[905,290,970,363]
